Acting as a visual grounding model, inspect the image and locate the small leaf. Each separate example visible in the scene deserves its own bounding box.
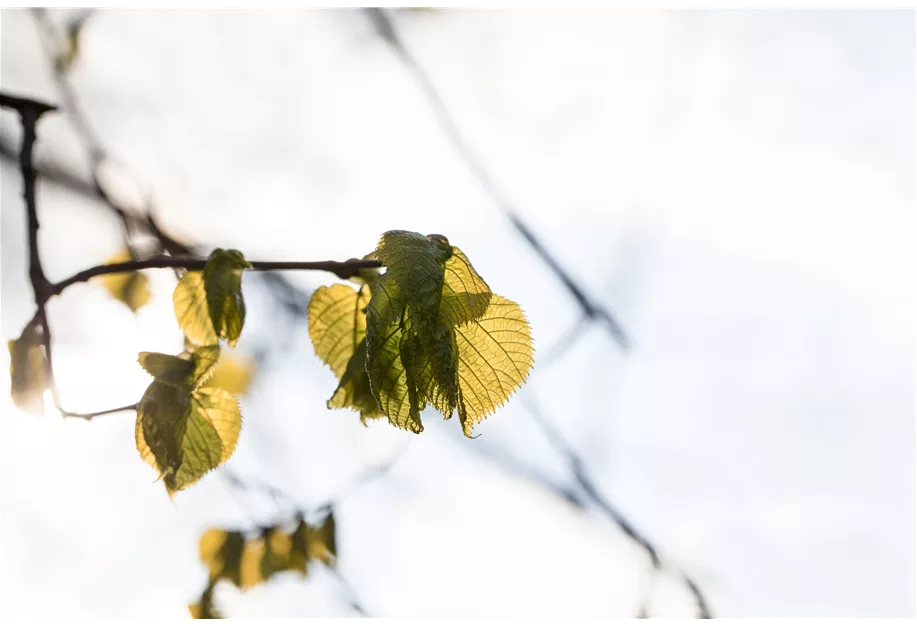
[203,249,251,348]
[8,324,49,416]
[136,384,242,496]
[174,272,218,346]
[100,251,151,313]
[206,352,255,396]
[137,345,221,392]
[239,536,266,590]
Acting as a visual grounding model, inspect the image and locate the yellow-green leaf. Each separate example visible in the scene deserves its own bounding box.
[174,271,218,346]
[204,249,250,348]
[453,294,534,436]
[100,251,151,313]
[308,283,370,378]
[136,384,242,496]
[361,231,531,436]
[8,324,49,416]
[206,352,255,396]
[138,345,221,392]
[308,283,382,422]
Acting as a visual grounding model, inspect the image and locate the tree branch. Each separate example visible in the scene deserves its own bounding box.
[1,90,61,409]
[46,256,382,302]
[60,403,137,420]
[364,8,630,351]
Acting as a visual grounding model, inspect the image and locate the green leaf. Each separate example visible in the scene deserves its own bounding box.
[452,294,534,436]
[137,345,220,391]
[199,528,245,586]
[205,248,250,348]
[361,231,532,436]
[136,383,242,496]
[308,283,383,422]
[173,271,218,346]
[8,324,49,416]
[100,251,151,313]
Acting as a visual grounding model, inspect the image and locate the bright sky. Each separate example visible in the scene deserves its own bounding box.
[1,8,914,618]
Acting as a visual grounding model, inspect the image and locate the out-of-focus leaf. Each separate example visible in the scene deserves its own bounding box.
[206,352,255,396]
[204,249,250,348]
[307,513,336,565]
[8,324,49,416]
[174,271,218,346]
[308,282,382,422]
[100,251,151,313]
[136,383,242,497]
[189,583,222,619]
[260,526,294,580]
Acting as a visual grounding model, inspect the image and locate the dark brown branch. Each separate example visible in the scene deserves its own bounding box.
[61,403,137,421]
[47,256,382,301]
[364,8,630,351]
[1,90,61,408]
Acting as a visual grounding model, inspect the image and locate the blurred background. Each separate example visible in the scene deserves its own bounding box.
[1,8,914,619]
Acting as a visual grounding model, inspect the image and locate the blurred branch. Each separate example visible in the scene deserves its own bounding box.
[28,8,314,320]
[519,393,712,618]
[364,8,630,351]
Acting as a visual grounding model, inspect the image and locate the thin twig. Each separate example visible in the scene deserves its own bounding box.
[364,8,630,351]
[60,403,137,420]
[46,256,382,301]
[520,393,712,617]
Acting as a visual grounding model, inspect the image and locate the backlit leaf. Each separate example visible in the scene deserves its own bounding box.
[364,230,528,436]
[100,251,151,313]
[136,384,242,496]
[138,345,221,392]
[173,271,218,346]
[204,249,251,348]
[308,282,382,422]
[8,324,49,416]
[453,294,534,436]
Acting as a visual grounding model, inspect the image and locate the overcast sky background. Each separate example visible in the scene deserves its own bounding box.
[0,8,914,618]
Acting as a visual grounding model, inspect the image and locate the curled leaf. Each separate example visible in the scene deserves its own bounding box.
[204,249,251,348]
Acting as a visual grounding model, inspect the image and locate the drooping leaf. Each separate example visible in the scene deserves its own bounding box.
[308,283,370,378]
[364,230,527,436]
[174,271,218,346]
[138,345,221,392]
[136,384,242,496]
[8,324,49,416]
[308,283,382,422]
[206,351,255,396]
[453,294,534,436]
[100,251,151,313]
[204,249,251,348]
